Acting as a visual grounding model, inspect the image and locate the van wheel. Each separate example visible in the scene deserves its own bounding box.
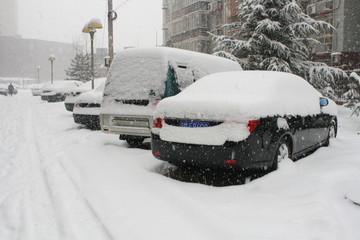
[272,139,291,170]
[125,137,145,147]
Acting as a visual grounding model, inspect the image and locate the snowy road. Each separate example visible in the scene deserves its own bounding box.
[0,91,112,240]
[1,90,360,240]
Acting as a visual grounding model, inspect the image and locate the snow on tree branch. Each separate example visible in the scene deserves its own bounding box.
[211,0,350,99]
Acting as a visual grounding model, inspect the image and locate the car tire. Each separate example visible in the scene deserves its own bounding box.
[125,137,145,147]
[324,122,337,146]
[272,138,291,170]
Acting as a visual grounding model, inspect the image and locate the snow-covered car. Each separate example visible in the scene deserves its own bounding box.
[41,81,83,102]
[64,78,106,112]
[151,71,338,171]
[0,84,8,96]
[72,80,106,129]
[100,47,243,147]
[30,84,45,96]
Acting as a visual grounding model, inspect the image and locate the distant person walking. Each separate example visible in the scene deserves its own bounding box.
[8,83,15,96]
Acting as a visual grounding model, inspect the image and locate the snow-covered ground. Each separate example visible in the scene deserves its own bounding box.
[1,90,360,240]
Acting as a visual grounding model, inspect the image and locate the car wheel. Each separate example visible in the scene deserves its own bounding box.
[324,122,337,146]
[272,138,291,170]
[329,123,337,138]
[125,137,145,147]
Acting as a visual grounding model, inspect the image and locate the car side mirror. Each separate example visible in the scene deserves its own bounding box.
[320,97,329,107]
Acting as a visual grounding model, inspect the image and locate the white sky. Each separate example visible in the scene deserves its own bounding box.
[18,0,163,51]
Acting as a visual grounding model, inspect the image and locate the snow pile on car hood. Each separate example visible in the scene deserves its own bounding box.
[77,78,106,93]
[155,71,333,120]
[75,81,106,104]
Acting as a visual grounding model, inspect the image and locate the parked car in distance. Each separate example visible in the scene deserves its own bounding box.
[72,79,106,129]
[0,84,8,96]
[64,78,106,112]
[100,47,243,147]
[31,84,45,96]
[151,71,338,171]
[41,81,83,102]
[11,84,18,95]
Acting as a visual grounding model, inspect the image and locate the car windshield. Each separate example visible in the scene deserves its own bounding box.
[1,1,359,240]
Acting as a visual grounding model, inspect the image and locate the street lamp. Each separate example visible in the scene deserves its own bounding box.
[82,18,103,89]
[36,65,41,83]
[48,55,56,84]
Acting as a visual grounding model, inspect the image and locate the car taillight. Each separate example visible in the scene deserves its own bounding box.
[247,120,259,132]
[152,99,161,106]
[224,160,237,165]
[153,118,164,128]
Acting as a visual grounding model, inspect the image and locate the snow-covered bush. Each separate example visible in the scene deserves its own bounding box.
[343,72,360,107]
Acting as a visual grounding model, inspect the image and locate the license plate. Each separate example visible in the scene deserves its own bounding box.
[179,120,209,128]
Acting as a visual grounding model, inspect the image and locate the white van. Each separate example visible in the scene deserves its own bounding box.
[100,47,243,147]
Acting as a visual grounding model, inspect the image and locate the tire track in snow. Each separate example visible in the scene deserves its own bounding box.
[0,94,39,240]
[0,93,113,240]
[22,94,114,240]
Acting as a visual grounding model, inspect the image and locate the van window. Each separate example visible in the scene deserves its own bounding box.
[170,62,196,91]
[164,64,181,98]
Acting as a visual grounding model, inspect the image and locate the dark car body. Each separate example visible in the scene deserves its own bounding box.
[73,108,101,130]
[151,71,338,171]
[72,80,106,130]
[0,84,8,96]
[152,114,337,170]
[41,81,83,102]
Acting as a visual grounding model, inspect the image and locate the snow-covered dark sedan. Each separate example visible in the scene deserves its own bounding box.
[0,84,8,96]
[41,81,83,102]
[72,80,105,129]
[151,71,338,171]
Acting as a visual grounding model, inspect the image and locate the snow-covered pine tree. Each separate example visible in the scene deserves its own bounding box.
[65,52,92,82]
[212,0,349,98]
[343,72,360,107]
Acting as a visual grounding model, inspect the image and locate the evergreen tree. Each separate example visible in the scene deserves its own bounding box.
[212,0,349,98]
[65,52,92,81]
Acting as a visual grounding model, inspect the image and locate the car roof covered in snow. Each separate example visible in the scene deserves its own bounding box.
[42,80,83,92]
[155,71,337,120]
[31,83,45,89]
[103,47,242,104]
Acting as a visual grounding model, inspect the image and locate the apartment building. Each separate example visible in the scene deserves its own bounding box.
[304,0,360,70]
[163,0,359,71]
[0,0,19,37]
[163,0,238,53]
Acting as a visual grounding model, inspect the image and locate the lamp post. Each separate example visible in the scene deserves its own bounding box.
[82,19,103,89]
[108,1,117,67]
[48,55,56,84]
[36,65,41,83]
